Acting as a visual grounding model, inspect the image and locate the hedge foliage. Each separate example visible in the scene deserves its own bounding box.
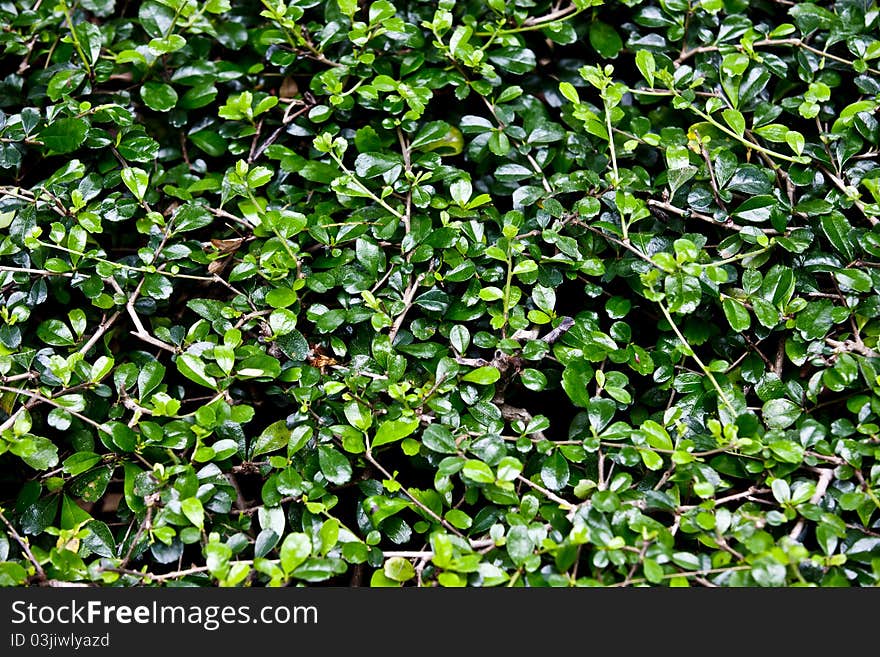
[0,0,879,587]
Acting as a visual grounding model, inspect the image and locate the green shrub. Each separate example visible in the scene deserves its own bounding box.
[0,0,879,587]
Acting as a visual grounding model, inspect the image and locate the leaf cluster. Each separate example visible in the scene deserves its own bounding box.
[0,0,879,587]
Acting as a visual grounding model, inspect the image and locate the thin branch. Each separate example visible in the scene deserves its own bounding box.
[119,501,156,569]
[0,385,104,430]
[77,311,122,356]
[610,565,751,587]
[826,337,879,359]
[388,273,425,343]
[647,199,780,234]
[818,165,876,226]
[132,330,179,354]
[209,206,256,230]
[101,563,222,582]
[396,127,413,236]
[251,101,311,162]
[789,469,834,541]
[0,371,37,384]
[677,37,880,76]
[577,221,654,264]
[516,474,575,511]
[678,486,768,511]
[0,266,74,278]
[382,550,433,559]
[364,448,469,541]
[0,508,46,582]
[107,277,177,353]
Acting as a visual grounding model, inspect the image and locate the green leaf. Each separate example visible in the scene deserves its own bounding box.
[181,497,205,530]
[762,398,801,430]
[462,366,501,385]
[769,440,804,464]
[722,108,746,136]
[383,557,416,582]
[190,130,226,156]
[137,361,166,399]
[40,118,88,154]
[820,213,854,260]
[665,272,701,314]
[559,81,579,104]
[639,448,664,471]
[173,203,213,232]
[834,268,873,293]
[60,494,92,530]
[281,533,312,575]
[462,459,494,484]
[74,22,102,66]
[37,319,75,346]
[0,562,28,586]
[344,400,372,432]
[422,424,457,454]
[587,398,616,432]
[236,354,282,379]
[149,34,187,54]
[487,47,536,75]
[254,529,279,558]
[562,361,593,409]
[12,435,59,470]
[732,195,776,223]
[641,420,673,451]
[506,525,533,566]
[140,82,178,112]
[69,465,112,502]
[445,509,473,529]
[176,354,218,389]
[722,298,750,332]
[62,451,102,476]
[318,444,352,484]
[373,418,420,448]
[20,497,59,535]
[665,145,697,197]
[795,300,836,341]
[635,49,655,86]
[540,452,570,491]
[252,420,293,458]
[101,421,137,452]
[47,69,87,102]
[179,83,218,110]
[337,0,357,18]
[752,298,780,328]
[589,21,623,58]
[121,167,149,202]
[354,152,402,181]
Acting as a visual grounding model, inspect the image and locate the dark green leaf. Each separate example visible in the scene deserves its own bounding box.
[40,118,88,154]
